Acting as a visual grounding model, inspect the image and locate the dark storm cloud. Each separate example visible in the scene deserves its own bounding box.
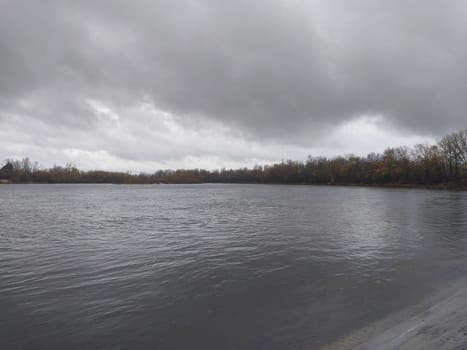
[1,0,467,142]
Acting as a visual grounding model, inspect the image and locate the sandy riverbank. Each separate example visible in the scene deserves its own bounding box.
[322,280,467,350]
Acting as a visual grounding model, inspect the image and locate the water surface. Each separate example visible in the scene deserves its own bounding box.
[1,184,467,349]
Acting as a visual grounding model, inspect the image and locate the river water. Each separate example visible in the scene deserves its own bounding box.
[1,184,467,349]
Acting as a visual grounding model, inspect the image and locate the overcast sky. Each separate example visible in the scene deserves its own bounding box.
[1,0,466,171]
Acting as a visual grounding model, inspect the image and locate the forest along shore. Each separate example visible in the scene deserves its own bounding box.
[1,129,467,187]
[322,280,467,350]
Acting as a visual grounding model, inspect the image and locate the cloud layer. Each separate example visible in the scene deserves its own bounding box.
[1,0,465,169]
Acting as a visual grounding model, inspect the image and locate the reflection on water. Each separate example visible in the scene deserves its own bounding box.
[1,184,467,349]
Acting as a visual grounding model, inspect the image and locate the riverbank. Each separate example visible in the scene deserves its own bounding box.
[2,181,467,191]
[323,280,467,350]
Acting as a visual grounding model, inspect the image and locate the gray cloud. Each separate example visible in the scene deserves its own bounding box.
[1,0,466,168]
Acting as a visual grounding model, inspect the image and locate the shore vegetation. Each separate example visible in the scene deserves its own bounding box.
[2,130,467,189]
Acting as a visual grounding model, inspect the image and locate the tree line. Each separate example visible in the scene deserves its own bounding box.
[1,130,467,188]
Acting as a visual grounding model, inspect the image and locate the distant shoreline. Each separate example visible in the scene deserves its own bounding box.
[3,127,467,190]
[1,181,466,191]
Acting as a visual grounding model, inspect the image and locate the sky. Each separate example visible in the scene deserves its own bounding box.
[1,0,467,171]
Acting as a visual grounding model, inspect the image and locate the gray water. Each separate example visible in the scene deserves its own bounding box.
[1,184,467,349]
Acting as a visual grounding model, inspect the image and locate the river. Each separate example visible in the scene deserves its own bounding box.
[1,184,467,349]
